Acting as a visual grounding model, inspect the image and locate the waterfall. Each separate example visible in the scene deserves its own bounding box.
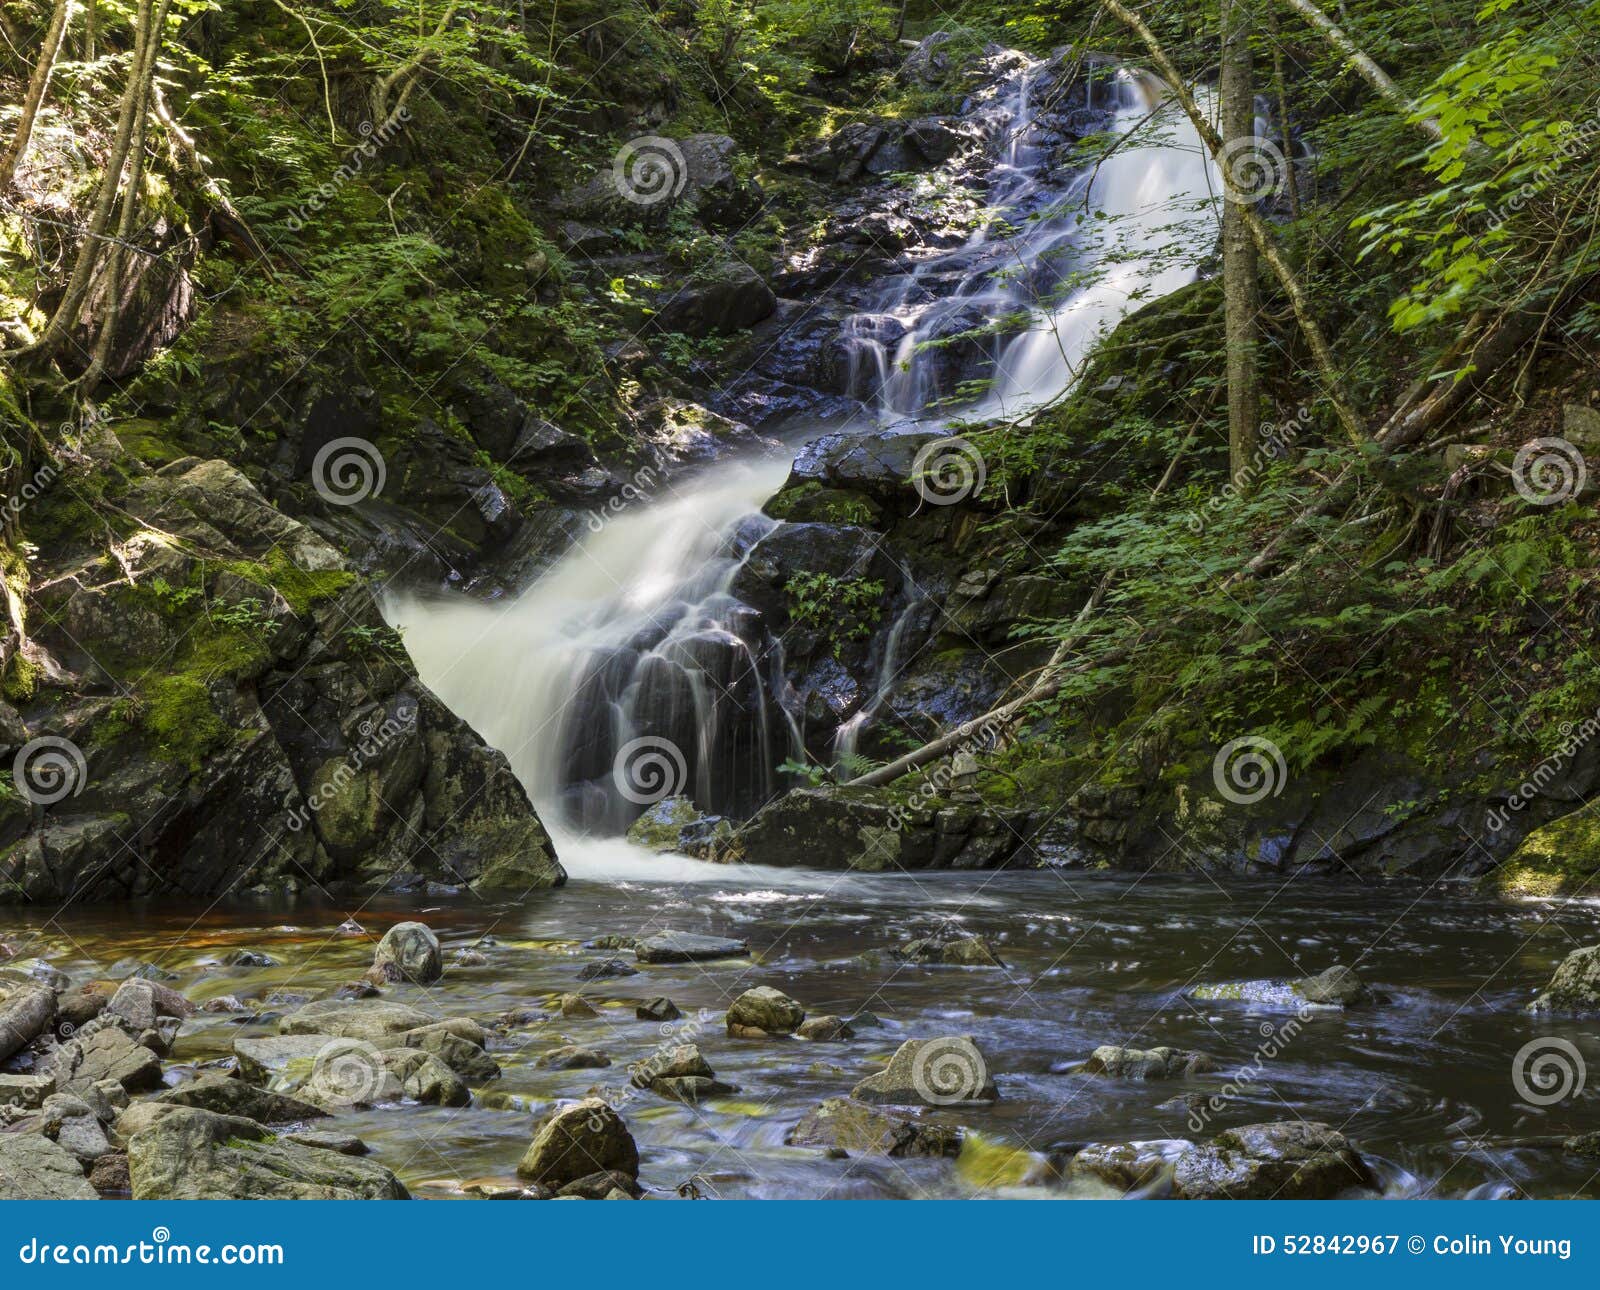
[387,56,1224,864]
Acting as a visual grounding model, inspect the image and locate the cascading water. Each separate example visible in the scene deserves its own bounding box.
[387,56,1225,868]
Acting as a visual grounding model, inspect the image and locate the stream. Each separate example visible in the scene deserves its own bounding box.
[12,865,1600,1197]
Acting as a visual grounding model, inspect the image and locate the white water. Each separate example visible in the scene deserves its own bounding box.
[388,59,1224,879]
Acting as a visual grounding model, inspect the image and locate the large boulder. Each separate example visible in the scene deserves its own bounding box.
[851,1037,998,1105]
[1172,1122,1372,1200]
[1528,944,1600,1013]
[127,1107,408,1199]
[280,998,435,1040]
[654,257,776,338]
[103,979,193,1031]
[726,986,805,1037]
[516,1099,638,1188]
[787,1097,963,1158]
[46,1023,163,1095]
[372,922,442,984]
[0,1134,97,1199]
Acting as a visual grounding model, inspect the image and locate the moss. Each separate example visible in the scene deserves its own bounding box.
[1487,799,1600,898]
[141,674,231,771]
[222,550,355,615]
[765,482,882,526]
[956,1133,1036,1189]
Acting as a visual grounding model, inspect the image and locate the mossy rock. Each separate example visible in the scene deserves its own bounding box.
[1488,799,1600,898]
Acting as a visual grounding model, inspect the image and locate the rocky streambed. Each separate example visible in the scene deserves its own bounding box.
[4,862,1600,1200]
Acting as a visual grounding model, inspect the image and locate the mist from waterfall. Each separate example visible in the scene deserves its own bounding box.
[386,57,1223,869]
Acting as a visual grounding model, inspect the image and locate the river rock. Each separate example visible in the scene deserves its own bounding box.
[788,1097,963,1158]
[89,1151,130,1195]
[284,1130,369,1155]
[634,930,749,964]
[373,922,442,984]
[47,1100,113,1165]
[1172,1122,1373,1200]
[1528,944,1600,1013]
[280,998,435,1040]
[128,1106,408,1199]
[894,934,1006,967]
[557,1169,642,1200]
[537,1045,612,1070]
[627,1042,737,1101]
[0,1071,55,1113]
[577,958,638,980]
[1189,964,1372,1008]
[637,997,681,1022]
[234,1033,334,1082]
[852,1037,998,1105]
[726,986,805,1037]
[1064,1140,1189,1193]
[0,1134,97,1199]
[797,1015,855,1041]
[223,948,278,968]
[104,979,194,1031]
[0,983,55,1062]
[556,993,599,1018]
[401,1022,501,1081]
[382,1048,469,1106]
[517,1099,639,1188]
[1075,1045,1218,1080]
[56,981,116,1030]
[47,1023,163,1094]
[151,1073,328,1123]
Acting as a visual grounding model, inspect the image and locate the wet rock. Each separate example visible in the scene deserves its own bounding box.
[1065,1140,1189,1193]
[104,979,194,1031]
[47,1023,163,1095]
[88,1151,130,1195]
[726,986,805,1037]
[9,959,70,992]
[797,1015,855,1041]
[283,1130,369,1155]
[537,1045,612,1070]
[557,1169,642,1200]
[851,1037,998,1105]
[234,1033,335,1082]
[128,1106,408,1199]
[453,949,488,967]
[108,959,178,982]
[578,958,638,981]
[634,931,749,964]
[1189,964,1372,1009]
[626,1042,737,1101]
[1075,1045,1218,1080]
[1564,1130,1600,1157]
[401,1021,500,1081]
[373,922,442,984]
[150,1073,328,1123]
[0,1134,97,1199]
[653,256,776,338]
[383,1049,469,1106]
[636,997,681,1022]
[556,994,599,1018]
[200,995,246,1013]
[625,796,703,852]
[280,998,436,1040]
[1172,1122,1373,1200]
[56,981,116,1030]
[1528,944,1600,1013]
[223,948,278,968]
[517,1099,639,1188]
[894,934,1006,967]
[0,983,56,1062]
[0,1071,56,1112]
[788,1097,963,1158]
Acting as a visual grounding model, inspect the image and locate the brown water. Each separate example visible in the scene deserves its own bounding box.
[8,857,1600,1199]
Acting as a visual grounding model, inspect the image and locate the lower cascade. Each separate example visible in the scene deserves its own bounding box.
[388,54,1222,853]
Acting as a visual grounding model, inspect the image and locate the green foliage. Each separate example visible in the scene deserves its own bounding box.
[784,572,886,657]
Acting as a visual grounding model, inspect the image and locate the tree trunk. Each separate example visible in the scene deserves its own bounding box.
[1221,0,1260,488]
[0,0,76,191]
[1274,0,1450,145]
